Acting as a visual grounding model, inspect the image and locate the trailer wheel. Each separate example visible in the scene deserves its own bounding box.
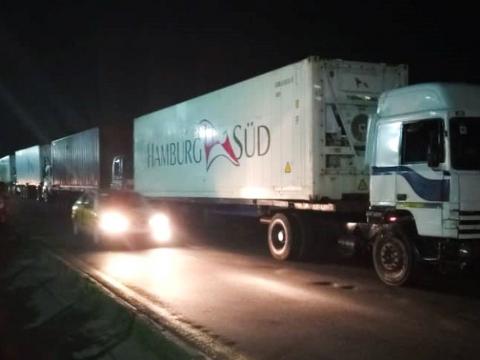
[268,213,296,261]
[290,213,314,261]
[42,190,51,203]
[373,225,415,286]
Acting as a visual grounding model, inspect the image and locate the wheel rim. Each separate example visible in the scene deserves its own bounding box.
[271,222,287,253]
[378,237,408,282]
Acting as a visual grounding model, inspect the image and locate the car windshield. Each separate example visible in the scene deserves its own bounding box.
[98,192,146,208]
[450,117,480,170]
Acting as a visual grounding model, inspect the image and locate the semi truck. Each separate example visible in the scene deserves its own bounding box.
[133,57,480,285]
[133,57,419,285]
[43,125,132,202]
[15,145,50,199]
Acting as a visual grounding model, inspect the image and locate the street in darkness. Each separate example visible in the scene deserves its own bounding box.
[11,200,480,360]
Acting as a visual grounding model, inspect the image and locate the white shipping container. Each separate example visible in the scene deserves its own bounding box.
[134,57,407,202]
[15,145,49,186]
[49,125,132,191]
[0,155,13,183]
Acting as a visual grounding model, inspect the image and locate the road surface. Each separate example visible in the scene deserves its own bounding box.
[15,201,480,360]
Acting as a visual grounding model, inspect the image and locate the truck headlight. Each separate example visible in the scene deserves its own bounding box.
[149,213,171,242]
[99,211,130,234]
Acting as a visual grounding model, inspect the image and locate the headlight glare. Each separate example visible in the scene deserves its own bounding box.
[99,211,130,234]
[149,213,171,241]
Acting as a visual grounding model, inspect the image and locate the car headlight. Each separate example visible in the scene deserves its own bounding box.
[99,211,130,234]
[149,213,171,242]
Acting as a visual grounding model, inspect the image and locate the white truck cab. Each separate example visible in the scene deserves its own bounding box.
[366,83,480,285]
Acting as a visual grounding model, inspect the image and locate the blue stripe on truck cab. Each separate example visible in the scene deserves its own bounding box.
[372,166,450,202]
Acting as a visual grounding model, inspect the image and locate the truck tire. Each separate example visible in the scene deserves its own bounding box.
[42,190,51,203]
[372,224,416,286]
[268,213,294,260]
[290,213,314,261]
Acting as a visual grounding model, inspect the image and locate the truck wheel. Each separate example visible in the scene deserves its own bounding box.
[373,225,415,286]
[291,213,314,261]
[42,190,50,203]
[268,213,295,261]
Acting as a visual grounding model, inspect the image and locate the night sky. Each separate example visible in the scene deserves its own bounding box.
[0,1,478,156]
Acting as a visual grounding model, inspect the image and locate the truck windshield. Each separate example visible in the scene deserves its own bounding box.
[450,117,480,170]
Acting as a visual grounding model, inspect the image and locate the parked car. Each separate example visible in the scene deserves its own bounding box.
[71,190,171,247]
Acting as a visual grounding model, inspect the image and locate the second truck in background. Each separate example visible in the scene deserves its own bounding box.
[43,125,132,202]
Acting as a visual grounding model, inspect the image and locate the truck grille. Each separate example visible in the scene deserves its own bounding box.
[458,211,480,239]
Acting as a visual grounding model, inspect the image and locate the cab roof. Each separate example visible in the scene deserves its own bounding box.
[377,83,480,117]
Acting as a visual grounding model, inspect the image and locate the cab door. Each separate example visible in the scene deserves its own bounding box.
[370,121,401,206]
[396,118,446,237]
